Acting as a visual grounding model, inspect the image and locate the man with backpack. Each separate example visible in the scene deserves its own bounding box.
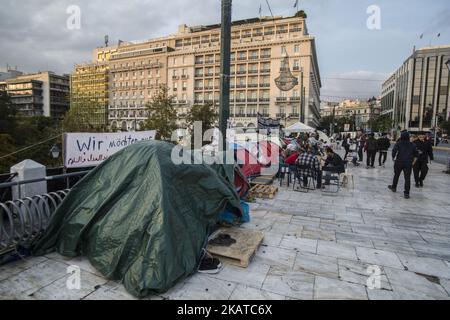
[364,133,378,169]
[377,133,391,167]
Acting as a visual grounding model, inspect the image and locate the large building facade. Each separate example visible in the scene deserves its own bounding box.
[381,45,450,132]
[75,13,321,131]
[321,98,381,131]
[70,63,110,129]
[0,71,70,119]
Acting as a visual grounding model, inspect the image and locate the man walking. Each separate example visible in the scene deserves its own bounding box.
[413,133,434,187]
[377,133,391,167]
[364,133,378,169]
[388,131,418,199]
[357,133,366,162]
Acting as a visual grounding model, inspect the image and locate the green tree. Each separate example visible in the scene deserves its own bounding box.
[319,115,334,132]
[368,115,393,132]
[186,103,218,146]
[0,134,17,173]
[0,91,17,134]
[143,86,177,141]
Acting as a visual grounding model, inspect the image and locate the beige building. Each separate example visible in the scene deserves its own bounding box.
[321,98,381,131]
[0,71,69,119]
[75,13,321,131]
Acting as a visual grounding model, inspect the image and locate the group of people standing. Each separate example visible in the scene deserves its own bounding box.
[340,130,434,199]
[342,132,391,168]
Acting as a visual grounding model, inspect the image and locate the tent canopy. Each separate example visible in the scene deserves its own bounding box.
[316,130,331,144]
[284,122,315,134]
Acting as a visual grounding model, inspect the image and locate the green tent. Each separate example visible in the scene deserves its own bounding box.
[33,140,241,297]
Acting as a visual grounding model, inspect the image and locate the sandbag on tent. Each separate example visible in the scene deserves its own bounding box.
[32,140,242,298]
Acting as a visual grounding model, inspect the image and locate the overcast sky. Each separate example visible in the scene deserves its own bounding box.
[1,0,449,101]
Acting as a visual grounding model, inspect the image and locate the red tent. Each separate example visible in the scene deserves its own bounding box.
[235,148,261,178]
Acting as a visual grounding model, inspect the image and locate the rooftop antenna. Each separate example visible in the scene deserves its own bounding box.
[105,35,109,47]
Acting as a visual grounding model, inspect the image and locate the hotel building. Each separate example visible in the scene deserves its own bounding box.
[74,13,321,131]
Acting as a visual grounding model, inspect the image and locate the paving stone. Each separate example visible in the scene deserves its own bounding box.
[0,256,48,282]
[293,252,339,279]
[29,270,109,300]
[256,245,297,269]
[317,241,357,261]
[356,247,403,269]
[207,260,270,289]
[384,267,450,300]
[314,276,368,300]
[302,226,336,242]
[261,232,283,247]
[279,235,317,254]
[396,254,450,279]
[230,284,286,300]
[169,274,236,300]
[262,266,314,300]
[338,259,392,291]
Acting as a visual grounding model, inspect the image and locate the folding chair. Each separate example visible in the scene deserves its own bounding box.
[293,164,316,193]
[321,167,341,194]
[278,164,291,187]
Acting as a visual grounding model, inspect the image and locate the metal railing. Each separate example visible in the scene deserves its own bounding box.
[0,190,70,255]
[0,171,90,255]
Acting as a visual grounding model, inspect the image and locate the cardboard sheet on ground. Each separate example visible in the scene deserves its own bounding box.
[32,141,242,298]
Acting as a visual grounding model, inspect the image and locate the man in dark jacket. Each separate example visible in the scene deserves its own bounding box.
[413,133,434,187]
[388,131,418,199]
[357,133,366,162]
[322,147,345,185]
[377,133,391,167]
[364,133,378,168]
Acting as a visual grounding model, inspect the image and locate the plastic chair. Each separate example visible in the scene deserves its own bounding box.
[293,164,317,192]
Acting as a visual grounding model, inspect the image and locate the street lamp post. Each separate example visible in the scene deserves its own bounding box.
[218,0,232,153]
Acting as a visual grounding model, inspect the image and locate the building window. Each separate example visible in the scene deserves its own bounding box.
[294,45,300,53]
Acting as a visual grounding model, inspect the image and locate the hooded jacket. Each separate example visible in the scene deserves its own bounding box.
[392,131,418,164]
[414,139,434,163]
[377,136,391,152]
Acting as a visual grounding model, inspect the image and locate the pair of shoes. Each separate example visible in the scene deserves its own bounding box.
[415,182,420,188]
[208,233,236,247]
[404,193,410,199]
[388,185,396,193]
[198,250,223,274]
[419,180,424,187]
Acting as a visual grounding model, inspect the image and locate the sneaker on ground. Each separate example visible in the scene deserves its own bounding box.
[198,250,223,274]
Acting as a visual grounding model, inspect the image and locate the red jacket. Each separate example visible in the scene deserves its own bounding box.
[285,152,300,165]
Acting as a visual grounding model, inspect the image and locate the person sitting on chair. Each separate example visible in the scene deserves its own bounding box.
[322,147,345,186]
[296,145,322,189]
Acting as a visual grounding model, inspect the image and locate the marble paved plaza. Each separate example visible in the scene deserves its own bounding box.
[1,155,450,300]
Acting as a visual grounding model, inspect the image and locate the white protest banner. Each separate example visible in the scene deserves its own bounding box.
[64,131,156,168]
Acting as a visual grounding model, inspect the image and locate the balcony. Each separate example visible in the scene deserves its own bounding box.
[194,73,204,78]
[276,29,288,34]
[172,76,180,80]
[260,69,270,74]
[289,113,300,118]
[204,86,214,90]
[276,113,287,118]
[259,98,270,102]
[173,88,178,92]
[205,73,214,77]
[249,55,259,60]
[237,56,247,61]
[235,99,246,103]
[260,83,270,88]
[259,113,270,117]
[293,66,300,71]
[276,97,288,102]
[246,114,257,118]
[181,75,189,79]
[289,28,302,33]
[194,87,204,91]
[195,60,204,65]
[194,100,204,104]
[236,84,246,89]
[236,70,246,75]
[247,98,258,103]
[248,70,258,74]
[205,60,215,64]
[264,31,274,35]
[260,54,271,59]
[290,96,301,101]
[248,84,258,88]
[235,113,246,117]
